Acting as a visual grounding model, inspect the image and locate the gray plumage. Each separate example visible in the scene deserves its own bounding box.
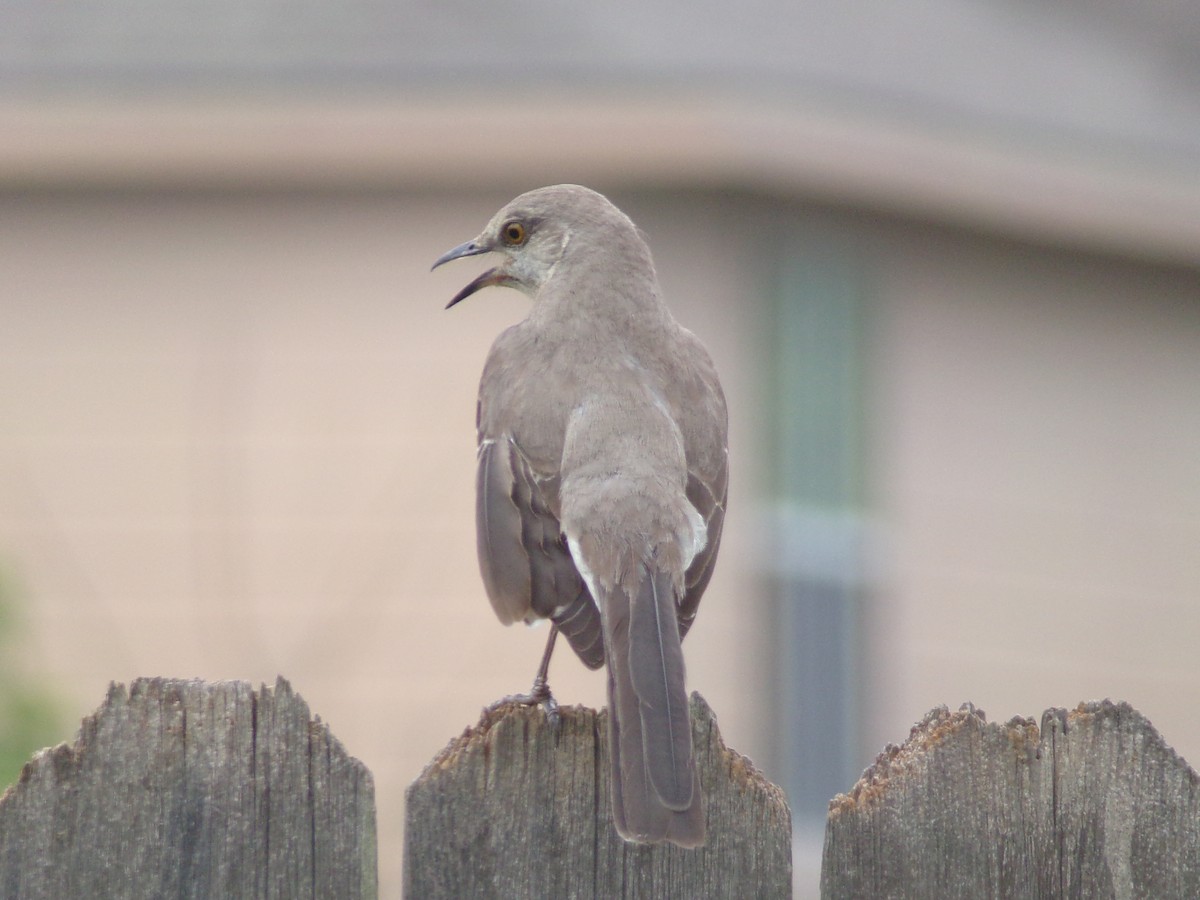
[433,184,728,847]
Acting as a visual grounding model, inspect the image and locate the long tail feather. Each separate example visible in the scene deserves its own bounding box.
[602,565,704,847]
[628,565,693,809]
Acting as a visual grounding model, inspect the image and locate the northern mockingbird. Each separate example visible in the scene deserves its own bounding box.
[433,185,727,848]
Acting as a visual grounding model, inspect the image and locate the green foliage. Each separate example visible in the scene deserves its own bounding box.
[0,567,66,792]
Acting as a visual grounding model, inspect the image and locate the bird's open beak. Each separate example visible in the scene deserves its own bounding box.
[432,239,514,309]
[443,268,516,309]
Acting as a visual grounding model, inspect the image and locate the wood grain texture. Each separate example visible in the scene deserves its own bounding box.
[403,693,791,899]
[823,699,1200,899]
[0,677,377,900]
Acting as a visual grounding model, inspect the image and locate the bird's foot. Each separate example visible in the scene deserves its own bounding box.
[486,676,560,729]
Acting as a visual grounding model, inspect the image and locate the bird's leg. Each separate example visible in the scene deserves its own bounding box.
[526,625,560,726]
[486,626,561,726]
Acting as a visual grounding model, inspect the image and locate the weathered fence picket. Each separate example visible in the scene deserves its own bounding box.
[0,677,376,900]
[822,700,1200,899]
[403,693,794,899]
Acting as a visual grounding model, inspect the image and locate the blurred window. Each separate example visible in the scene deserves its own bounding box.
[765,237,869,825]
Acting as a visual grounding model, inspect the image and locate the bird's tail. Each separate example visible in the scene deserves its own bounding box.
[603,561,704,847]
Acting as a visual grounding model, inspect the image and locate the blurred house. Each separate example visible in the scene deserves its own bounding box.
[2,3,1198,895]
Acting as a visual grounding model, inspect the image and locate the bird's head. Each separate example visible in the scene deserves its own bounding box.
[432,184,633,309]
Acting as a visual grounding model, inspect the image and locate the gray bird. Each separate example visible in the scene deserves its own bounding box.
[433,185,727,848]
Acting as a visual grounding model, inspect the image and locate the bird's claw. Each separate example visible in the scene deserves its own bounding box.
[539,690,561,732]
[486,676,560,730]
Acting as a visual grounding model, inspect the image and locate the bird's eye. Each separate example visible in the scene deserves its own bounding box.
[502,221,527,245]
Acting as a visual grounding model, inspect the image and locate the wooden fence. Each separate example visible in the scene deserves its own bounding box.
[2,678,1197,898]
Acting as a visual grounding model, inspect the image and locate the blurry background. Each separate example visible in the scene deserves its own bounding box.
[2,3,1199,896]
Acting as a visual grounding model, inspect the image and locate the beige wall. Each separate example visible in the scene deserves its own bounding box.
[0,187,772,896]
[2,185,1198,896]
[868,226,1200,763]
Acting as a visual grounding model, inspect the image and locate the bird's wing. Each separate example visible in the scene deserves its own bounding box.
[677,452,727,640]
[476,433,604,669]
[665,329,728,641]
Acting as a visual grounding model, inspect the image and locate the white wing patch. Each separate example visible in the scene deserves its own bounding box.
[681,502,708,573]
[566,534,602,609]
